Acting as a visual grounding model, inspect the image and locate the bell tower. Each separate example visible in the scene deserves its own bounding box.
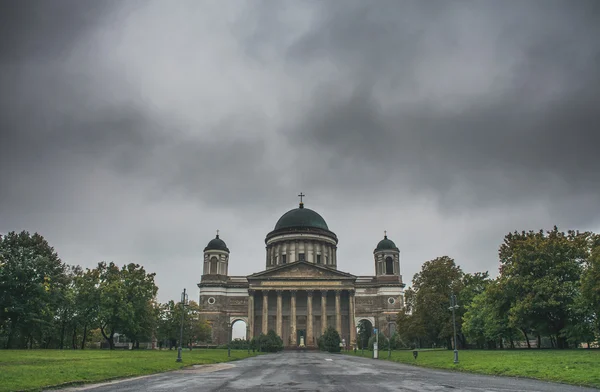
[203,230,230,276]
[373,231,400,277]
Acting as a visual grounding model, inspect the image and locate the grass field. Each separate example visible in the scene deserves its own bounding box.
[0,349,262,392]
[348,348,600,388]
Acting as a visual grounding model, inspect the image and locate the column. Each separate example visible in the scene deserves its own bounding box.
[276,290,283,338]
[307,290,314,346]
[321,290,328,333]
[248,290,255,339]
[335,290,341,333]
[349,290,356,347]
[290,290,297,346]
[262,290,269,334]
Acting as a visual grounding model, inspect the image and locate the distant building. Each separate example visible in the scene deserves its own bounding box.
[198,197,405,348]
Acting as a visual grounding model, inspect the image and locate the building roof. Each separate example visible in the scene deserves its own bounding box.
[204,234,229,252]
[375,234,398,251]
[274,202,329,231]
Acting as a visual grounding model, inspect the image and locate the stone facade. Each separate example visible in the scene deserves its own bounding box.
[198,202,405,348]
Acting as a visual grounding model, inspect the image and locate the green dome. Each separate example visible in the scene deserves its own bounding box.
[274,204,329,231]
[204,234,229,252]
[376,235,398,251]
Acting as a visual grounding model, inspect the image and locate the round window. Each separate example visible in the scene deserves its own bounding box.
[388,297,396,305]
[207,297,216,305]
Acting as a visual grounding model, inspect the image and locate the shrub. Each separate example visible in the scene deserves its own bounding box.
[254,330,283,352]
[319,326,341,353]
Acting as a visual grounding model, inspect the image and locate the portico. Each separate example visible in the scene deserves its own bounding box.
[246,261,357,347]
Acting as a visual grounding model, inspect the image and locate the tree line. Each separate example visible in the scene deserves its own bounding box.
[396,227,600,349]
[0,231,210,349]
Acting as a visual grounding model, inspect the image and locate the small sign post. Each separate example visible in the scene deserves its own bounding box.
[373,328,379,359]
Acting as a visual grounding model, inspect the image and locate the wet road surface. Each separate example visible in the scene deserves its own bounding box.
[55,351,598,392]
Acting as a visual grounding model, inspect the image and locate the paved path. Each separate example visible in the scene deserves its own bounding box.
[56,351,598,392]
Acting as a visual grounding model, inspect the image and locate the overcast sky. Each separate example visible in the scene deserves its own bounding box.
[1,0,599,305]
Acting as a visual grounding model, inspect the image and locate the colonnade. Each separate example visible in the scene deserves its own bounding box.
[247,289,355,347]
[266,240,337,267]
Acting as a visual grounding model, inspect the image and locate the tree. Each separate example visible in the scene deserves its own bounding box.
[499,227,589,348]
[156,300,211,349]
[409,256,465,348]
[357,319,372,349]
[95,262,158,349]
[0,231,70,348]
[254,330,283,352]
[581,234,600,342]
[318,326,341,353]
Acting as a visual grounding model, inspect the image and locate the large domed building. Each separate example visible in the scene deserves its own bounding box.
[197,196,405,348]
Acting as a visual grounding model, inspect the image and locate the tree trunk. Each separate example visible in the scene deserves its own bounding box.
[521,330,531,349]
[60,320,66,350]
[536,334,541,348]
[72,326,77,349]
[510,337,515,349]
[81,324,88,350]
[100,325,115,350]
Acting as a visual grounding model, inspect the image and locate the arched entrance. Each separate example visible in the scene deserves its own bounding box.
[357,318,374,349]
[231,318,248,340]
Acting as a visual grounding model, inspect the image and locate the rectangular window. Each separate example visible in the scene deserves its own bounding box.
[325,256,328,265]
[316,254,321,264]
[298,253,305,261]
[282,254,287,264]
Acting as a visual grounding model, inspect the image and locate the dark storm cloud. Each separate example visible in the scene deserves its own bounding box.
[2,0,600,301]
[0,0,118,63]
[279,1,600,222]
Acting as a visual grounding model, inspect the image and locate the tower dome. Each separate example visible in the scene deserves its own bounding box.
[375,233,398,251]
[204,233,229,252]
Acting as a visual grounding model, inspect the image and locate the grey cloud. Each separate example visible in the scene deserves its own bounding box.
[1,1,599,302]
[280,0,600,223]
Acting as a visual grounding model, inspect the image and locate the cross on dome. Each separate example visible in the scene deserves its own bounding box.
[298,192,305,208]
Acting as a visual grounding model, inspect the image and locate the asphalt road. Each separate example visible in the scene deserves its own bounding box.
[56,351,598,392]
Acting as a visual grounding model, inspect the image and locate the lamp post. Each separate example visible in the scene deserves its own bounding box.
[386,315,392,359]
[449,292,459,364]
[176,288,188,363]
[246,325,250,354]
[227,318,232,358]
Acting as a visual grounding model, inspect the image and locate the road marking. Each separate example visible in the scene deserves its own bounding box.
[325,358,333,361]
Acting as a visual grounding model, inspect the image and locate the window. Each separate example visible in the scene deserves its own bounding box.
[316,254,321,264]
[210,256,218,275]
[282,254,287,264]
[385,256,394,275]
[325,256,328,265]
[299,253,305,261]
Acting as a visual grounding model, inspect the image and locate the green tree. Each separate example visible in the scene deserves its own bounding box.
[318,326,341,353]
[0,231,70,348]
[499,227,589,348]
[356,319,372,349]
[581,234,600,342]
[95,261,158,349]
[409,256,465,348]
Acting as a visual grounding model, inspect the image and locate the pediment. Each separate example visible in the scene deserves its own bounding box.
[247,261,355,281]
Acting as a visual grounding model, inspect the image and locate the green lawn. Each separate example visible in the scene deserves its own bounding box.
[348,349,600,388]
[0,349,262,392]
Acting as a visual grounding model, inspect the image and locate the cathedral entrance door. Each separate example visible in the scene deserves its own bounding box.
[297,329,306,347]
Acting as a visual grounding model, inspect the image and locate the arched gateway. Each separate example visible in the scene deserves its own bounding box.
[198,196,405,348]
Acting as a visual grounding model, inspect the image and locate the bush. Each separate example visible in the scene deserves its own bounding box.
[318,326,341,353]
[253,330,283,352]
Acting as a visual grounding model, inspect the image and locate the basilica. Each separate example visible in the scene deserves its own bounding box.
[197,197,405,348]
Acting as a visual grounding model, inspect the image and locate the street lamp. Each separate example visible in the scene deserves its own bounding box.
[386,315,393,359]
[176,288,188,363]
[448,292,459,364]
[227,317,232,358]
